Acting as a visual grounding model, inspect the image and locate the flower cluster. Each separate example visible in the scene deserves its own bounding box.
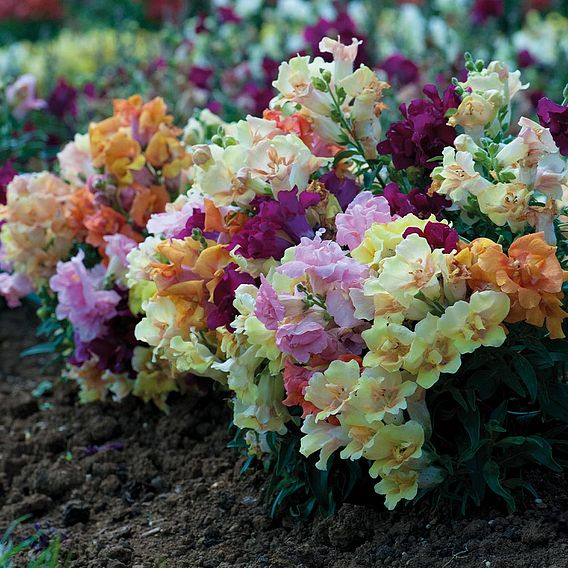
[125,41,568,510]
[0,96,194,409]
[5,33,568,513]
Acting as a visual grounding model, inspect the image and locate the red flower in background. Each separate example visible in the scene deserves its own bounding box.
[470,0,503,24]
[0,161,17,206]
[0,0,63,21]
[145,0,185,22]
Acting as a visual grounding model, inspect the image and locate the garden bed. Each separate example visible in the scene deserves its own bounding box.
[1,305,567,568]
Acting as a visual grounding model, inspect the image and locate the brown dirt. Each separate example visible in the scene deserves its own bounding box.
[1,305,568,568]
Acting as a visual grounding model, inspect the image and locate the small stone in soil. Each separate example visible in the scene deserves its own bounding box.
[63,500,91,526]
[10,395,38,419]
[12,494,53,518]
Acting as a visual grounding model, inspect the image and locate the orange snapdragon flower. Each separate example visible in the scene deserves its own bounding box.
[65,186,97,237]
[129,184,170,228]
[139,97,173,141]
[104,131,145,186]
[150,239,232,330]
[84,206,142,251]
[200,199,248,237]
[89,116,122,168]
[193,244,233,300]
[470,232,568,338]
[146,124,191,178]
[263,109,343,157]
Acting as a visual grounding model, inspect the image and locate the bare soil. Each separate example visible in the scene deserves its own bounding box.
[1,305,567,568]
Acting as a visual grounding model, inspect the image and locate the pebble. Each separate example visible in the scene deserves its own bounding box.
[63,500,91,526]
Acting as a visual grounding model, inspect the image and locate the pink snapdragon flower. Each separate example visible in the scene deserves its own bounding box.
[6,74,47,119]
[275,318,330,363]
[282,360,318,417]
[146,194,204,238]
[104,234,138,285]
[336,191,395,250]
[255,275,285,330]
[50,251,121,342]
[277,234,368,294]
[0,272,33,307]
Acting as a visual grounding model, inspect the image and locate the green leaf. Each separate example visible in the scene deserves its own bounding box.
[512,355,538,402]
[332,149,359,166]
[539,382,568,423]
[525,436,563,472]
[32,380,53,398]
[21,342,57,357]
[483,460,516,510]
[496,436,526,447]
[503,478,539,499]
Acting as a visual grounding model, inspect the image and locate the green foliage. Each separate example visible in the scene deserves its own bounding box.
[230,421,363,519]
[22,286,74,368]
[428,323,568,513]
[0,90,53,171]
[0,517,61,568]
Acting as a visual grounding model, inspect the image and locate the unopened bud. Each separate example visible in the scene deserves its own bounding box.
[192,144,212,165]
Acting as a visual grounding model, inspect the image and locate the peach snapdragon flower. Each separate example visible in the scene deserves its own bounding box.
[469,232,568,338]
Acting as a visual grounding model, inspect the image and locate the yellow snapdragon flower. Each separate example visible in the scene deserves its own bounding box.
[362,319,415,372]
[437,290,510,354]
[352,214,433,268]
[364,420,424,477]
[403,313,462,389]
[347,368,417,423]
[304,359,360,422]
[375,468,419,510]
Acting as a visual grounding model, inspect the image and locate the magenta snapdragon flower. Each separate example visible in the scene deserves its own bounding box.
[71,293,138,376]
[276,318,331,364]
[255,275,285,331]
[277,234,368,295]
[0,272,33,308]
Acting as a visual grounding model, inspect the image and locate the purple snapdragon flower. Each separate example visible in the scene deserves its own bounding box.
[188,66,214,89]
[378,84,460,171]
[403,222,459,253]
[379,53,420,86]
[537,97,568,156]
[47,79,78,119]
[230,189,320,260]
[0,161,17,205]
[383,182,450,219]
[207,264,255,329]
[471,0,504,24]
[320,171,359,211]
